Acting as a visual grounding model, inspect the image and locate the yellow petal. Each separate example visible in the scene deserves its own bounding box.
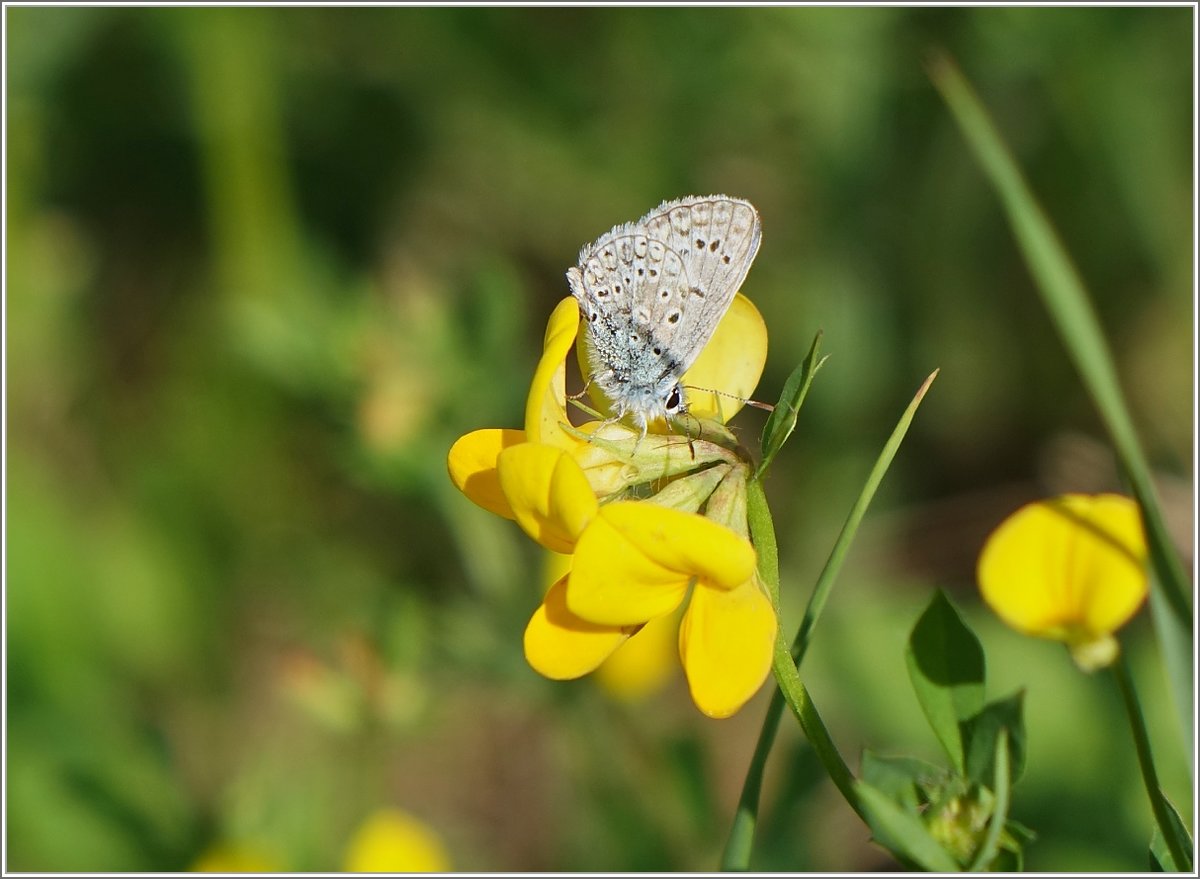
[446,428,526,519]
[978,494,1148,645]
[497,443,598,554]
[524,575,631,679]
[542,549,573,593]
[343,808,451,873]
[594,609,681,702]
[679,576,777,718]
[526,297,582,448]
[568,501,756,626]
[682,293,768,422]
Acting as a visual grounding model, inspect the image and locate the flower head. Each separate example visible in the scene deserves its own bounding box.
[448,291,774,716]
[977,493,1148,671]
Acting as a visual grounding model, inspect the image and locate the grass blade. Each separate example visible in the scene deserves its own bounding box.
[723,371,939,869]
[929,52,1193,752]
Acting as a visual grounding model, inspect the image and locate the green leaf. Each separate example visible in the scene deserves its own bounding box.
[860,750,948,812]
[855,780,961,872]
[756,331,827,479]
[1148,791,1194,872]
[906,591,986,773]
[962,691,1026,786]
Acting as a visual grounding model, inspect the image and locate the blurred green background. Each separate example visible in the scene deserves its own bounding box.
[6,6,1193,872]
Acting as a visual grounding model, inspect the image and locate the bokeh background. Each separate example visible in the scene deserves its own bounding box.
[6,6,1193,872]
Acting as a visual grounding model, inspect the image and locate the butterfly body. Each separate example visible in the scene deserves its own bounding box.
[566,195,762,431]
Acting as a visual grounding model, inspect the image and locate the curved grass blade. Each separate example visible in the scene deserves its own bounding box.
[928,52,1193,753]
[724,371,939,870]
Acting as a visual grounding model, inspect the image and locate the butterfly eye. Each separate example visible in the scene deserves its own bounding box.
[665,386,682,413]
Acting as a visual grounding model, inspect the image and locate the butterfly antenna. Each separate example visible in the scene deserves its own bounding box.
[684,384,775,413]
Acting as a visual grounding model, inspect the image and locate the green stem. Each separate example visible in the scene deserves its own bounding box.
[727,479,862,874]
[769,627,862,816]
[722,373,939,870]
[1112,651,1190,871]
[966,728,1010,871]
[721,689,786,871]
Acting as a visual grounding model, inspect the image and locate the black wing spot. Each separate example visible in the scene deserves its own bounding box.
[695,238,705,249]
[659,289,670,300]
[637,268,645,276]
[652,346,661,355]
[648,268,658,278]
[597,288,609,297]
[722,254,731,264]
[667,311,681,325]
[710,239,720,252]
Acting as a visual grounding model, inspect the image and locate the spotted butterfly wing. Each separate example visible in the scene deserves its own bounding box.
[567,195,762,428]
[634,195,761,371]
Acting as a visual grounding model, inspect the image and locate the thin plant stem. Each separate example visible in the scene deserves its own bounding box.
[727,478,863,872]
[722,372,938,870]
[1111,651,1191,871]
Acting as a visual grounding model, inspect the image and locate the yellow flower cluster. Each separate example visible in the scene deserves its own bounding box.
[448,295,776,717]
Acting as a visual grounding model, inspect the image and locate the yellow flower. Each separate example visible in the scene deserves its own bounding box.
[977,493,1148,671]
[515,446,774,718]
[447,295,755,508]
[448,291,775,716]
[543,550,679,703]
[343,808,451,873]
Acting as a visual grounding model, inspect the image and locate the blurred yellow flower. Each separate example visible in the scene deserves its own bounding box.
[448,292,775,717]
[191,842,281,873]
[343,808,451,873]
[977,493,1148,671]
[593,609,681,702]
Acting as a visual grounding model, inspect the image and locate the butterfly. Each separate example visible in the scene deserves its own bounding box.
[566,194,762,432]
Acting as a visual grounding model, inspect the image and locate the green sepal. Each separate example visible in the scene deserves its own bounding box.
[756,331,827,479]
